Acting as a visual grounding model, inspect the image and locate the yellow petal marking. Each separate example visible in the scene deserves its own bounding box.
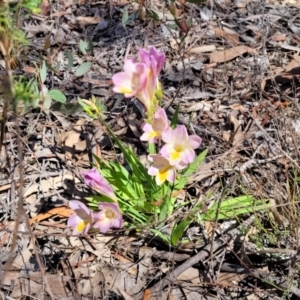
[170,150,180,161]
[76,220,88,233]
[157,167,169,185]
[105,209,116,219]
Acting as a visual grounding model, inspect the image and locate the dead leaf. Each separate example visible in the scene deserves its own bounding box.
[228,112,244,145]
[215,27,239,46]
[210,46,258,63]
[217,272,247,286]
[271,34,287,42]
[176,268,200,283]
[29,206,74,225]
[143,290,151,300]
[23,65,37,74]
[54,27,65,44]
[284,55,300,72]
[76,15,102,27]
[189,45,216,54]
[183,101,213,112]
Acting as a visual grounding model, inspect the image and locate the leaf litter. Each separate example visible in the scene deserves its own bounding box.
[1,0,300,299]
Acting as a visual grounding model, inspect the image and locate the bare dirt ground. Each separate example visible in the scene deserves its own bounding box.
[1,0,300,299]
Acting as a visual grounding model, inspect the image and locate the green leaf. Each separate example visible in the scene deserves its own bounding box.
[151,229,170,244]
[105,125,155,190]
[148,142,156,155]
[48,89,66,103]
[202,196,272,221]
[40,61,47,83]
[146,9,159,21]
[122,8,129,26]
[186,17,193,28]
[75,62,92,77]
[171,105,179,129]
[79,39,89,55]
[175,149,208,189]
[65,50,73,70]
[171,218,193,246]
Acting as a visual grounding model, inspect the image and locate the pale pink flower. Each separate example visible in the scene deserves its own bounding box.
[140,107,170,143]
[93,203,123,233]
[148,155,186,185]
[83,168,117,201]
[139,47,165,95]
[112,58,147,97]
[112,47,165,115]
[67,200,94,235]
[160,125,202,166]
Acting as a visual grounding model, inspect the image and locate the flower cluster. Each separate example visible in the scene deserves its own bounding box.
[67,47,203,235]
[143,114,202,185]
[112,47,165,118]
[67,169,122,235]
[112,46,202,185]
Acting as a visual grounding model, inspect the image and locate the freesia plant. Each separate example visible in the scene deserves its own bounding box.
[68,47,207,244]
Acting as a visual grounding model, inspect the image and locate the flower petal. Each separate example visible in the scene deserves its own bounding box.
[156,172,167,185]
[94,218,112,233]
[67,214,80,228]
[173,125,189,144]
[166,168,176,183]
[180,148,195,164]
[141,122,153,133]
[188,135,202,149]
[69,200,91,220]
[83,223,91,235]
[159,144,173,158]
[161,128,174,144]
[152,118,167,133]
[112,72,135,96]
[124,57,139,73]
[148,165,158,176]
[168,149,181,165]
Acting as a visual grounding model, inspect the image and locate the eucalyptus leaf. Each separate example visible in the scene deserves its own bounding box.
[40,61,47,83]
[122,8,129,25]
[48,89,66,103]
[75,62,92,77]
[79,39,89,55]
[65,50,73,70]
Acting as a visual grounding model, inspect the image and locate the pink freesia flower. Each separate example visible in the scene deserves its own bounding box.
[112,47,165,115]
[112,58,147,97]
[93,203,123,233]
[67,200,94,235]
[160,125,202,166]
[83,168,117,201]
[140,107,170,143]
[148,155,186,185]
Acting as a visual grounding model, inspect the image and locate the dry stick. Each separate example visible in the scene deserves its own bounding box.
[146,215,255,296]
[0,7,55,299]
[142,215,300,298]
